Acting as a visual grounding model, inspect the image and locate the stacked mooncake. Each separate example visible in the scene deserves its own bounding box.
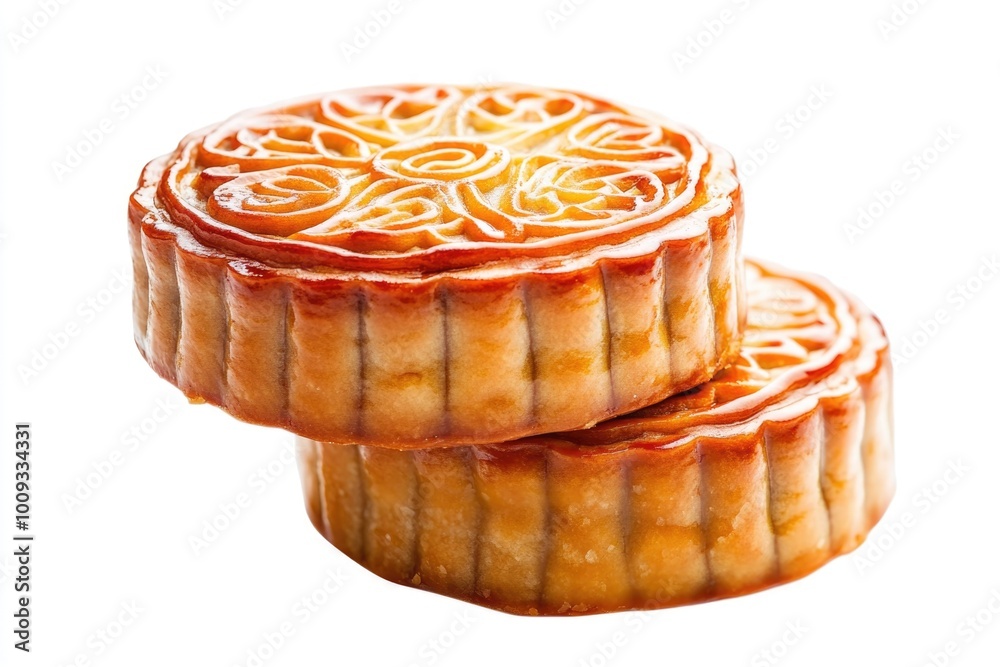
[129,84,894,615]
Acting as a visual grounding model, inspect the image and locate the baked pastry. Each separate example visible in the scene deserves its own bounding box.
[128,84,745,447]
[296,260,895,615]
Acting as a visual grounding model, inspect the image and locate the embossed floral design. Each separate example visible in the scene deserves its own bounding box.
[319,85,464,147]
[372,138,512,187]
[291,180,467,252]
[200,114,371,171]
[564,112,689,181]
[461,156,666,241]
[206,165,350,235]
[172,85,719,257]
[456,86,587,149]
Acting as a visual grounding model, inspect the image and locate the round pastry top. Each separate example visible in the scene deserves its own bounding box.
[563,260,884,447]
[150,84,737,272]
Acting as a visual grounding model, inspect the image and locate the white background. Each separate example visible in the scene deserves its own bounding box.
[2,0,999,665]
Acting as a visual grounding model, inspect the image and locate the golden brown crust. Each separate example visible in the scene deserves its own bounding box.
[129,84,745,447]
[294,260,895,614]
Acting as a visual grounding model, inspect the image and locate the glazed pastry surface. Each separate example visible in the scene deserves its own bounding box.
[130,84,745,446]
[297,260,895,615]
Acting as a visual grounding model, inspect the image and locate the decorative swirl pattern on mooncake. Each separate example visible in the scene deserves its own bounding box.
[454,85,587,148]
[319,85,464,147]
[157,84,720,267]
[564,112,690,181]
[206,165,351,236]
[372,138,512,186]
[291,180,479,252]
[200,115,372,171]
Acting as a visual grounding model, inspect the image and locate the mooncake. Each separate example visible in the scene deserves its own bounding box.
[296,260,894,615]
[128,84,744,447]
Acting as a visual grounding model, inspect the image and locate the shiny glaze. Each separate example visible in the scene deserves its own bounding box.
[129,84,746,447]
[150,84,736,272]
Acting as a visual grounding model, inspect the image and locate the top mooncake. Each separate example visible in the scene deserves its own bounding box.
[128,84,745,447]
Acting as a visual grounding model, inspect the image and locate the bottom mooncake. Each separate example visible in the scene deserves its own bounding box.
[296,260,894,615]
